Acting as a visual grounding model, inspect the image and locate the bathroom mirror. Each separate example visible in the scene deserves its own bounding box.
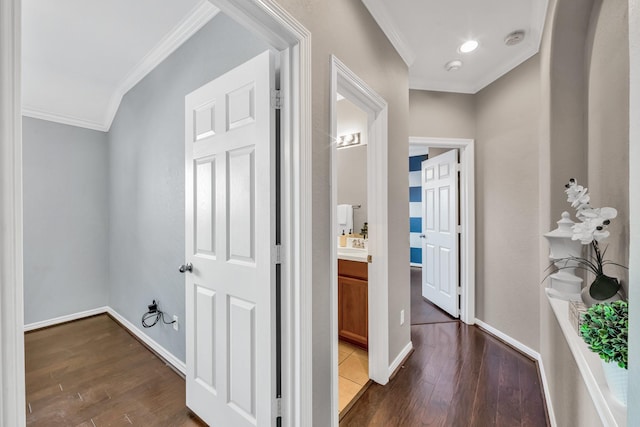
[336,95,367,236]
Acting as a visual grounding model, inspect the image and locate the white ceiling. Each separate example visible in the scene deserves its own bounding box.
[22,0,219,131]
[362,0,549,93]
[22,0,549,132]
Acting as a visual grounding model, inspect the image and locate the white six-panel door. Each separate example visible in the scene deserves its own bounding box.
[421,149,459,318]
[184,50,276,426]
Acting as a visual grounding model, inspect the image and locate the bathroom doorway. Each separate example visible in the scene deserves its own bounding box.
[335,94,370,416]
[330,56,390,424]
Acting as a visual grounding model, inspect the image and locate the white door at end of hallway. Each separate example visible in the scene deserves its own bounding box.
[183,50,278,426]
[421,149,459,318]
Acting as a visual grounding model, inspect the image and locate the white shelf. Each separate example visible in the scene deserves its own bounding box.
[546,290,627,427]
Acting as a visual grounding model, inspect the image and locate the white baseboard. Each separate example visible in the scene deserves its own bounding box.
[474,318,557,427]
[24,306,108,331]
[106,307,186,375]
[474,318,538,359]
[388,341,413,378]
[24,306,186,376]
[536,356,557,427]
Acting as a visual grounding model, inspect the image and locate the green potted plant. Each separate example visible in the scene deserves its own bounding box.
[580,300,628,405]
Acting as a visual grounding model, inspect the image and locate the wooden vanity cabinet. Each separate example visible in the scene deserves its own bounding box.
[338,259,368,349]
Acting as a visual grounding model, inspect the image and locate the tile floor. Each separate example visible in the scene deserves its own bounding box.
[338,340,369,415]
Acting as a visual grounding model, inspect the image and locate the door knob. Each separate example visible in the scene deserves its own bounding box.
[179,263,193,273]
[419,234,426,238]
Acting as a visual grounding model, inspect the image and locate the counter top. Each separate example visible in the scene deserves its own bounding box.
[337,247,368,262]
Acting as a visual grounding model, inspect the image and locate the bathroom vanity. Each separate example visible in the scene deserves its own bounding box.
[337,258,368,349]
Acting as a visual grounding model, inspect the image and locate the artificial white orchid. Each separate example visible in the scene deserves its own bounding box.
[566,181,591,210]
[555,178,627,300]
[565,179,617,244]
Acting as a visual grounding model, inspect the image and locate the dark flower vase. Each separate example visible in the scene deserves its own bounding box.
[581,274,622,307]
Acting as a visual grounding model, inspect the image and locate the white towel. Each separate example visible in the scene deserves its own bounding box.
[337,204,353,236]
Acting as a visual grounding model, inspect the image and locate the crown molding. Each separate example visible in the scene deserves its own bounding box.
[409,38,541,94]
[362,0,416,67]
[23,0,219,132]
[103,0,219,130]
[22,105,109,132]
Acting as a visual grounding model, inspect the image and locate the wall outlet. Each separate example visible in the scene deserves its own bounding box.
[400,309,405,325]
[173,315,179,331]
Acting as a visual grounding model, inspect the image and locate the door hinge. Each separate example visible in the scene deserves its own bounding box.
[276,397,282,417]
[273,244,283,265]
[456,163,461,172]
[271,89,282,109]
[457,287,462,295]
[457,225,462,234]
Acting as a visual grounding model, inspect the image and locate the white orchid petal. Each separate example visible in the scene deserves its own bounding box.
[600,207,618,219]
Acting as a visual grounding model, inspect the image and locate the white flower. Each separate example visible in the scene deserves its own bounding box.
[564,179,617,245]
[565,182,590,209]
[572,221,597,244]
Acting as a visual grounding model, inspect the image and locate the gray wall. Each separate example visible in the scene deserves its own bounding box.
[23,116,109,324]
[409,90,475,139]
[587,0,630,292]
[475,56,542,351]
[107,15,270,362]
[273,0,411,423]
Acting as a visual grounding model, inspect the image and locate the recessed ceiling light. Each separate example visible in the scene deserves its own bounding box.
[505,30,526,46]
[459,40,479,53]
[445,60,463,72]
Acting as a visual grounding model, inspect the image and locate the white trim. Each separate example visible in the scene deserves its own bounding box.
[22,105,109,132]
[0,0,25,425]
[536,355,558,427]
[103,0,219,130]
[208,2,313,426]
[388,341,413,378]
[361,0,416,67]
[475,318,539,360]
[24,307,108,332]
[21,1,219,132]
[410,262,421,268]
[107,307,187,374]
[474,318,557,427]
[409,137,475,324]
[330,55,391,426]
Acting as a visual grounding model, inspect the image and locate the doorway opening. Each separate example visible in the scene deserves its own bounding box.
[330,56,389,424]
[335,93,370,416]
[0,1,313,425]
[408,137,476,325]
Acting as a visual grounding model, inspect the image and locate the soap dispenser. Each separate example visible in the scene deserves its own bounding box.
[339,230,347,247]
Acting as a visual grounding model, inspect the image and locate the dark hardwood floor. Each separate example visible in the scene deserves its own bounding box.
[25,314,205,427]
[341,322,549,427]
[26,284,548,427]
[410,267,457,325]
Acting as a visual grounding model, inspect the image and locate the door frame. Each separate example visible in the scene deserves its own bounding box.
[0,0,313,425]
[409,136,475,324]
[330,55,389,423]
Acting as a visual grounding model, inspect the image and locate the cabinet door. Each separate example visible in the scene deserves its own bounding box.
[338,276,368,349]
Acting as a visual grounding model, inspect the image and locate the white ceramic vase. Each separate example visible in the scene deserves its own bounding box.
[601,360,628,406]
